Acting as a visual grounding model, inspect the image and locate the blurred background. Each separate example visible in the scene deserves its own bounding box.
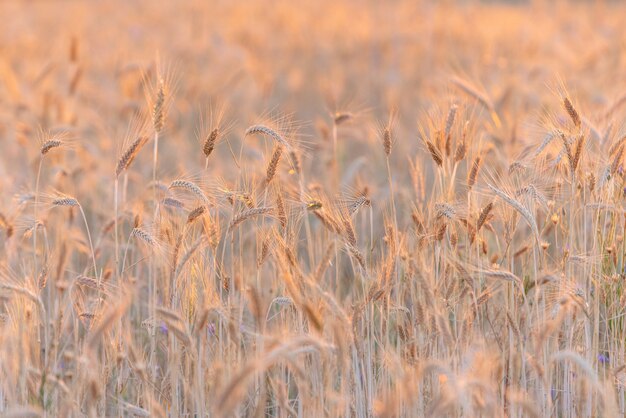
[0,1,623,163]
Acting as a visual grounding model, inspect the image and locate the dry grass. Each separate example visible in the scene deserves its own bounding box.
[0,0,625,416]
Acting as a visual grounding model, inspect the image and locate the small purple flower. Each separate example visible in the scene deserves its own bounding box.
[551,387,557,400]
[598,354,609,365]
[159,321,168,335]
[207,322,216,338]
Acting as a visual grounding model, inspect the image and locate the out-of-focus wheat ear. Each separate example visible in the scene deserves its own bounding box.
[303,301,323,332]
[383,126,392,156]
[505,310,522,342]
[203,128,219,158]
[587,172,596,193]
[563,97,581,129]
[608,134,626,157]
[152,78,166,133]
[41,139,62,155]
[0,282,45,319]
[52,196,79,207]
[333,112,353,125]
[445,104,458,137]
[229,207,273,231]
[342,216,357,247]
[131,227,157,247]
[509,161,527,175]
[451,76,494,111]
[381,109,396,157]
[313,209,342,234]
[202,214,220,250]
[87,297,131,350]
[411,208,425,234]
[572,134,585,171]
[244,124,290,149]
[288,149,301,176]
[345,194,370,216]
[174,236,206,280]
[187,205,206,224]
[265,144,283,184]
[37,265,49,289]
[133,212,142,228]
[610,144,624,175]
[451,76,502,128]
[454,140,466,162]
[157,308,192,346]
[192,307,210,336]
[435,130,445,154]
[558,131,574,172]
[476,202,493,232]
[270,296,294,307]
[474,288,492,308]
[116,136,148,177]
[275,190,287,229]
[169,179,210,205]
[435,202,456,220]
[347,244,366,271]
[476,268,521,284]
[444,103,457,156]
[162,197,185,209]
[533,131,557,158]
[435,222,447,242]
[487,183,539,243]
[257,234,271,267]
[426,140,443,166]
[467,155,482,189]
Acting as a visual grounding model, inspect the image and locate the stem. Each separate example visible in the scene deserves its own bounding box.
[114,177,119,282]
[78,205,98,280]
[150,130,160,377]
[386,156,398,233]
[153,131,159,190]
[34,157,43,274]
[332,123,339,189]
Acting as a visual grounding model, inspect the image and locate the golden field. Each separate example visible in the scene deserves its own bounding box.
[0,0,626,416]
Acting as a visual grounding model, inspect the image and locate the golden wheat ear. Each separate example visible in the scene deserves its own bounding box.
[116,136,149,178]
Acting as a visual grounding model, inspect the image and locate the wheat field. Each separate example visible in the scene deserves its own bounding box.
[0,1,626,417]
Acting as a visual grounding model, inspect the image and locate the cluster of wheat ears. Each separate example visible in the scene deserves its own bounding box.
[1,1,626,417]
